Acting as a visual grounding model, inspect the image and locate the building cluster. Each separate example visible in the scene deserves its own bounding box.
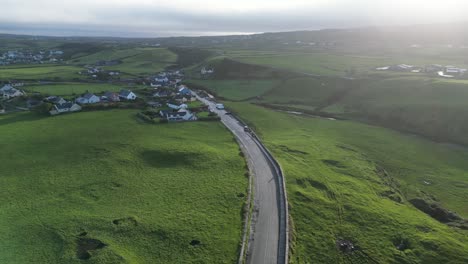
[47,89,138,115]
[78,66,120,79]
[149,70,183,88]
[1,68,209,123]
[376,64,467,78]
[0,50,64,65]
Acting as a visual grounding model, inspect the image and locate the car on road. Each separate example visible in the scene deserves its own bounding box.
[225,112,232,115]
[244,126,251,132]
[216,103,225,110]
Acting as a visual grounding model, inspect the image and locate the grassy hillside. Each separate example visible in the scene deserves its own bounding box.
[25,83,124,96]
[208,69,468,146]
[0,110,247,263]
[322,76,468,145]
[187,79,280,101]
[0,64,81,80]
[227,102,468,264]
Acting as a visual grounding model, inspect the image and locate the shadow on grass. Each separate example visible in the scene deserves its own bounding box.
[0,112,45,126]
[140,150,203,168]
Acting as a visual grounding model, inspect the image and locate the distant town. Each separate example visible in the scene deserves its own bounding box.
[0,50,64,65]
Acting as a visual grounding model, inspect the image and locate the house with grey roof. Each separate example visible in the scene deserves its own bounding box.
[49,102,82,115]
[159,109,196,122]
[76,93,100,104]
[119,89,137,100]
[102,91,120,102]
[2,88,24,99]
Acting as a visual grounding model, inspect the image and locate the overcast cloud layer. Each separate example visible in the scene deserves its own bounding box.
[0,0,467,37]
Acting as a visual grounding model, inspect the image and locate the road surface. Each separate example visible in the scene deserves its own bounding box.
[195,95,284,264]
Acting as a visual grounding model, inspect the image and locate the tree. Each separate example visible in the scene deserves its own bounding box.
[33,102,53,115]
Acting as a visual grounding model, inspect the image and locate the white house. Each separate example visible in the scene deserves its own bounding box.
[0,84,13,92]
[160,109,197,122]
[167,103,188,110]
[154,76,169,83]
[45,96,67,105]
[2,88,24,99]
[445,66,467,75]
[49,102,82,115]
[119,89,137,100]
[76,93,100,104]
[11,82,24,87]
[201,67,214,75]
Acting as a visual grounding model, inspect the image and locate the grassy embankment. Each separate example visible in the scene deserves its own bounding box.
[226,102,468,264]
[0,110,247,263]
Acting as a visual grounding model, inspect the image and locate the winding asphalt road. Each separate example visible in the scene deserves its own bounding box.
[195,94,284,264]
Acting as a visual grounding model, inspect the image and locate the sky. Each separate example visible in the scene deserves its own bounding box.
[0,0,467,37]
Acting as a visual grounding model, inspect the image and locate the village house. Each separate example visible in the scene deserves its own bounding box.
[108,71,120,76]
[425,64,444,73]
[102,92,120,102]
[86,67,101,74]
[153,91,167,98]
[445,66,467,76]
[0,84,14,92]
[119,89,137,100]
[159,109,197,122]
[2,88,24,99]
[201,67,214,75]
[150,82,163,88]
[389,64,414,72]
[178,85,192,96]
[147,101,162,108]
[49,102,82,115]
[76,93,101,104]
[45,96,67,105]
[11,82,24,87]
[167,103,188,110]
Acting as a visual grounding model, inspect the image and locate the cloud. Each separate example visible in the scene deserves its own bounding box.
[0,0,467,37]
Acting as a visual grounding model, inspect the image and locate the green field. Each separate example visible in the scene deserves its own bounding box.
[227,102,468,263]
[0,64,81,80]
[319,76,468,145]
[227,50,468,76]
[0,110,247,263]
[205,69,468,146]
[188,79,280,101]
[72,48,177,75]
[25,83,124,96]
